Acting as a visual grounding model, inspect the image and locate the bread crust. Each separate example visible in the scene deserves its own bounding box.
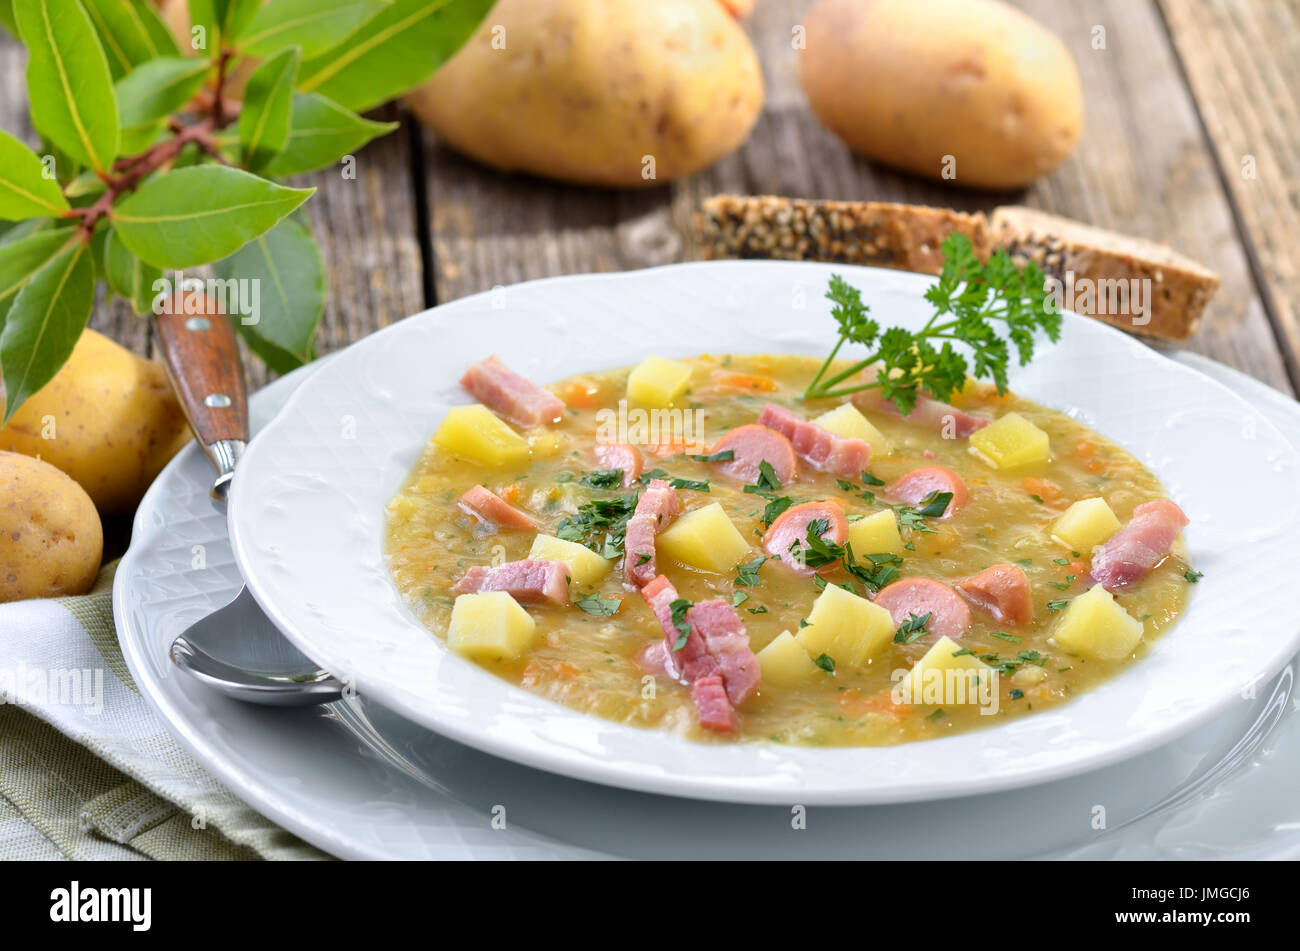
[693,195,1218,342]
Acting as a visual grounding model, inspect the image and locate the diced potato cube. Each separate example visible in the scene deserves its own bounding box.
[528,533,612,587]
[968,412,1050,469]
[656,503,751,573]
[757,631,822,686]
[796,584,894,668]
[812,403,892,454]
[847,508,903,556]
[448,591,535,661]
[896,635,992,706]
[627,355,692,407]
[433,404,530,467]
[1011,665,1046,687]
[1049,584,1144,661]
[1049,497,1122,552]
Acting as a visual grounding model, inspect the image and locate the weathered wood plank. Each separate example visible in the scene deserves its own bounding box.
[1159,0,1300,388]
[420,0,1294,395]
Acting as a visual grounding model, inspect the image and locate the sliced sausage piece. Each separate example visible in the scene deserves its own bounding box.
[692,676,738,732]
[853,389,990,437]
[762,499,849,576]
[710,423,798,484]
[594,442,643,487]
[460,354,566,428]
[957,564,1033,625]
[452,559,570,605]
[885,466,968,518]
[1091,499,1189,590]
[458,484,539,530]
[624,479,680,588]
[757,403,871,478]
[873,578,971,639]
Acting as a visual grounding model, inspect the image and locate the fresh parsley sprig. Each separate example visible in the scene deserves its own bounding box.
[802,234,1061,412]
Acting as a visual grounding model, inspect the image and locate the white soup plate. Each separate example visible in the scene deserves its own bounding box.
[226,262,1300,805]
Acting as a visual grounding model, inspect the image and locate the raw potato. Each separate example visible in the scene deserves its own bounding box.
[0,451,103,602]
[406,0,765,188]
[799,0,1083,189]
[0,330,192,514]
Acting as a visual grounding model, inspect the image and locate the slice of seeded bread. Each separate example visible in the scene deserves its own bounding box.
[692,195,1219,341]
[989,206,1219,341]
[693,194,991,276]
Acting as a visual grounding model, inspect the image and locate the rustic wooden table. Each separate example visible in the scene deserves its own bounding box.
[2,0,1296,393]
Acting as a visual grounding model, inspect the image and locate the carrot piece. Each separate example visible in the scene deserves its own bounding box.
[714,373,778,393]
[499,483,520,503]
[558,376,601,408]
[553,662,582,678]
[1074,439,1097,458]
[838,688,910,717]
[1021,476,1063,501]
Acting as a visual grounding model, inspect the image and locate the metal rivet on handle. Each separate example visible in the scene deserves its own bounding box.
[186,317,211,331]
[205,393,232,408]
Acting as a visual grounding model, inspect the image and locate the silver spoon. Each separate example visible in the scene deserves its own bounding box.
[154,304,343,706]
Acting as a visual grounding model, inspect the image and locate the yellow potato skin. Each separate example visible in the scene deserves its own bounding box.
[799,0,1082,189]
[0,451,103,602]
[406,0,764,187]
[0,330,192,514]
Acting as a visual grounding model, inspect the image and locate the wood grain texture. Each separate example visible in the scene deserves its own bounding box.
[1159,0,1300,388]
[418,0,1295,394]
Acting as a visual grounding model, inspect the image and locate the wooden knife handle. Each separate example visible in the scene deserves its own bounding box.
[153,299,250,451]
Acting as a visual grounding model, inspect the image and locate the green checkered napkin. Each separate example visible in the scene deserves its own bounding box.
[0,563,329,860]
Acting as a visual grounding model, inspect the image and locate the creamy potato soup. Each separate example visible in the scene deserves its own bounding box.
[385,353,1194,746]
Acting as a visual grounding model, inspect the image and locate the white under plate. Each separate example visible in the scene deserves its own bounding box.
[226,262,1300,805]
[114,350,1300,859]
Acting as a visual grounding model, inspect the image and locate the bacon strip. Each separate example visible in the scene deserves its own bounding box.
[640,574,761,731]
[624,479,679,588]
[757,403,870,478]
[1090,499,1189,590]
[452,559,570,605]
[460,355,566,428]
[852,390,989,438]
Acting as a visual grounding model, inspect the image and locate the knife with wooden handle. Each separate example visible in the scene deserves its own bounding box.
[151,296,249,505]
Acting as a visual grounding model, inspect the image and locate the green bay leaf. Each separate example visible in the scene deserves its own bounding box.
[15,0,120,173]
[242,0,390,60]
[262,92,397,178]
[0,238,94,425]
[0,129,71,220]
[110,165,313,269]
[81,0,180,79]
[296,0,492,113]
[0,228,70,327]
[239,46,300,172]
[103,227,161,316]
[213,215,323,373]
[115,56,212,129]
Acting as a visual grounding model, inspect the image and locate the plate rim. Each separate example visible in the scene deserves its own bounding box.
[227,260,1300,805]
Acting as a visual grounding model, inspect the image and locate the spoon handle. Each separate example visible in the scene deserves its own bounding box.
[153,295,249,503]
